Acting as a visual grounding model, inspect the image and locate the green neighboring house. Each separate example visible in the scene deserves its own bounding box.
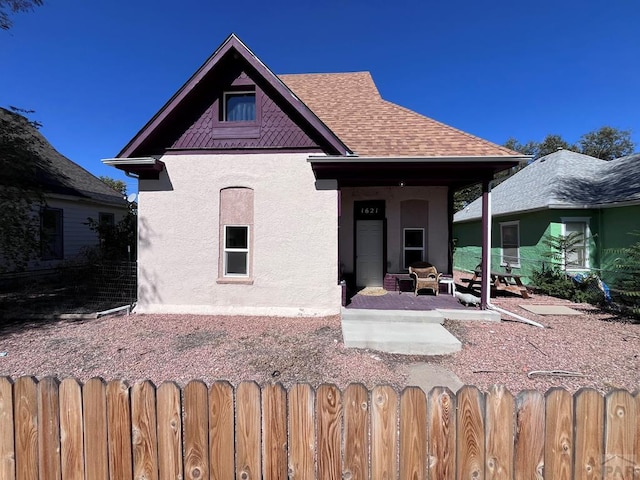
[453,149,640,286]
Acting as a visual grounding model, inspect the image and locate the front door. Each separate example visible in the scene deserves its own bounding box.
[356,220,383,286]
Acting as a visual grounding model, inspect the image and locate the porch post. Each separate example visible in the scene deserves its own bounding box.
[480,179,491,309]
[447,187,454,274]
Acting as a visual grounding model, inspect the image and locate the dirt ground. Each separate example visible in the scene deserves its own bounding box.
[0,291,638,394]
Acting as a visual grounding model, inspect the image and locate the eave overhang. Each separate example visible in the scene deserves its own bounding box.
[308,155,530,188]
[102,157,165,180]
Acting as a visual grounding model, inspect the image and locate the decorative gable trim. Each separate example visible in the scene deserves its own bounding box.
[117,34,350,159]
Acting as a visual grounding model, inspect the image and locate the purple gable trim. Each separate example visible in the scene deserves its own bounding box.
[117,34,350,158]
[170,75,320,150]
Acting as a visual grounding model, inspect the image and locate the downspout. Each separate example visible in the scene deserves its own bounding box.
[480,179,491,309]
[481,178,544,328]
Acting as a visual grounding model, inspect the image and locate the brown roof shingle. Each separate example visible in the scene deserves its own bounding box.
[279,71,520,157]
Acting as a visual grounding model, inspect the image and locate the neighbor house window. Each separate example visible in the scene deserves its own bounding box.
[500,221,520,267]
[99,212,115,226]
[562,219,589,269]
[41,207,63,260]
[219,187,254,282]
[223,91,256,121]
[403,228,425,269]
[223,225,249,276]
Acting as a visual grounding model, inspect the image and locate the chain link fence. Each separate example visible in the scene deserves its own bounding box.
[0,261,136,319]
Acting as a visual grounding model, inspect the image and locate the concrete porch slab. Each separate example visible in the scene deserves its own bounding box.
[436,308,501,322]
[341,308,462,355]
[341,308,445,324]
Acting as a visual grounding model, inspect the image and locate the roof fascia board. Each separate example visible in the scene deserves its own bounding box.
[118,34,350,158]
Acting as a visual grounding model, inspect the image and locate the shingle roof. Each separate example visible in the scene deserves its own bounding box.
[454,149,640,222]
[279,72,521,158]
[1,107,126,206]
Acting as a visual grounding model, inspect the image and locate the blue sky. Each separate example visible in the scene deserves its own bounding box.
[2,0,639,194]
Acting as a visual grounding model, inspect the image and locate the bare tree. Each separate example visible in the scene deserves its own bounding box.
[0,0,43,30]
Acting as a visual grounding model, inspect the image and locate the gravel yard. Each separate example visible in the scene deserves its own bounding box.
[0,295,638,394]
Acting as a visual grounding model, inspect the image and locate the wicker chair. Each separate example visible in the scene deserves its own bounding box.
[409,263,441,296]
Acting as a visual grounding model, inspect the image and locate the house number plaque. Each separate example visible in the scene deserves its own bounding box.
[354,200,385,220]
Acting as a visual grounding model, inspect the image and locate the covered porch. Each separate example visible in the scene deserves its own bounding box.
[310,155,526,310]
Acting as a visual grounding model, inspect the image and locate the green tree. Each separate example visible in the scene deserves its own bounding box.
[0,0,43,30]
[87,179,137,262]
[536,134,574,158]
[577,126,635,161]
[99,176,127,196]
[0,107,48,271]
[611,233,640,318]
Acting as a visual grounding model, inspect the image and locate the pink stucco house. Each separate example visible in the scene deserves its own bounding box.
[104,34,525,316]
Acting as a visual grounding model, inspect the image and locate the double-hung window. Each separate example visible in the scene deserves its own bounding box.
[500,221,520,267]
[41,207,63,260]
[403,228,425,269]
[223,225,249,276]
[223,91,256,122]
[562,219,589,269]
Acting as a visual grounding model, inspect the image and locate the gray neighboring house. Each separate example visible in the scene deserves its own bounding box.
[1,107,128,271]
[453,149,640,285]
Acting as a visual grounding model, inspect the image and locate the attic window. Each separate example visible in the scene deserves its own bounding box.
[223,91,256,121]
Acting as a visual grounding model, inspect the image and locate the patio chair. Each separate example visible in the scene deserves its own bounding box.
[409,262,441,296]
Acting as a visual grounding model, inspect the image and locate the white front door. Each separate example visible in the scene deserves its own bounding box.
[356,220,383,287]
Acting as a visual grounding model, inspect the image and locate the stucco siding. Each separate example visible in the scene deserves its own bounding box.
[340,186,449,274]
[136,153,340,316]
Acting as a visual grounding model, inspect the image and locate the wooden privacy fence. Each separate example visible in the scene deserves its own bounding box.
[0,377,639,480]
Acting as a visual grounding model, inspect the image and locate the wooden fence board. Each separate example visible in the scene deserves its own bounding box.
[106,380,133,480]
[604,390,636,480]
[636,393,640,477]
[184,381,209,480]
[574,389,604,480]
[157,382,183,480]
[371,385,398,480]
[514,391,545,480]
[3,376,640,480]
[317,384,342,480]
[288,384,315,479]
[399,387,427,480]
[262,384,287,480]
[343,384,369,480]
[545,388,573,480]
[59,379,85,480]
[428,387,456,480]
[457,386,485,480]
[485,385,514,480]
[0,377,15,480]
[131,381,159,480]
[236,382,261,480]
[209,381,234,480]
[14,376,38,480]
[38,377,61,480]
[83,378,108,480]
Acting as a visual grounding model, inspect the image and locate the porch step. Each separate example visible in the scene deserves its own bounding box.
[341,308,444,324]
[341,309,461,355]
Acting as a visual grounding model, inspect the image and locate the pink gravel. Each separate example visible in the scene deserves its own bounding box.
[0,295,638,394]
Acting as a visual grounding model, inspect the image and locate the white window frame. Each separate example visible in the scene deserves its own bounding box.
[223,91,256,122]
[560,217,590,270]
[403,228,425,269]
[223,225,250,277]
[500,221,520,268]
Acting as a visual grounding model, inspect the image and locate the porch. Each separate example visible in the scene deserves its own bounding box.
[341,280,500,355]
